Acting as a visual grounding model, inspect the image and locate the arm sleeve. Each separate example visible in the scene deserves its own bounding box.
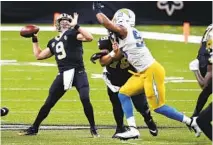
[47,40,54,55]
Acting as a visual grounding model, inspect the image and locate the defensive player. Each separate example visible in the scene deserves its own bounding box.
[19,13,99,137]
[189,24,212,117]
[90,33,158,138]
[93,2,201,140]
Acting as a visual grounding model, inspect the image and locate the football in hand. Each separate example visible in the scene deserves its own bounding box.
[20,25,39,38]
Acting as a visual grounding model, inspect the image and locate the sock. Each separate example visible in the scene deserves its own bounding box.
[182,115,192,125]
[127,116,136,127]
[154,105,184,122]
[81,99,95,127]
[118,93,136,127]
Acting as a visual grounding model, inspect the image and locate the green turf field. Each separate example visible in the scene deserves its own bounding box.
[1,25,212,145]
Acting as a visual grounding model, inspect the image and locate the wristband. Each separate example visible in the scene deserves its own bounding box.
[109,51,115,58]
[94,9,102,15]
[74,24,80,30]
[32,36,38,43]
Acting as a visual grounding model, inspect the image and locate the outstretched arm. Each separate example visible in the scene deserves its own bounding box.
[76,27,93,42]
[70,12,93,42]
[93,2,127,38]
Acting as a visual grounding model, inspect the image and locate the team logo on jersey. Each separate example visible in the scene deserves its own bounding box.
[52,42,55,48]
[157,1,184,16]
[64,35,67,40]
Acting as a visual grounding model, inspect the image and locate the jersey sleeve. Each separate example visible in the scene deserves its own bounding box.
[66,29,79,37]
[47,40,54,55]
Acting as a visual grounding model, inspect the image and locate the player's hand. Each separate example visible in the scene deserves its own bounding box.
[189,59,199,71]
[90,50,109,64]
[70,12,79,27]
[112,42,119,54]
[93,2,104,13]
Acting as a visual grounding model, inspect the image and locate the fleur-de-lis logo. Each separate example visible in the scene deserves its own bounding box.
[157,1,184,16]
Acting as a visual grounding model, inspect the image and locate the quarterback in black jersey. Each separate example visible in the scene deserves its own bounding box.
[19,13,99,137]
[91,35,158,138]
[189,24,212,118]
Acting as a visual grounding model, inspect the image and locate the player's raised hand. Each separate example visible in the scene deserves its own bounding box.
[70,12,79,27]
[93,1,104,14]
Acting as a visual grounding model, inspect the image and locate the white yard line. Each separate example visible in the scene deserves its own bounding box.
[0,26,202,43]
[2,99,196,102]
[1,88,106,91]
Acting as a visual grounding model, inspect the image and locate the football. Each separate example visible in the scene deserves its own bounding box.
[20,25,39,38]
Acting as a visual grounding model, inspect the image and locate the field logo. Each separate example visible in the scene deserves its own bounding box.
[157,1,184,16]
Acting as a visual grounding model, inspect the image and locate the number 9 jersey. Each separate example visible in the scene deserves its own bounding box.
[118,26,155,73]
[47,29,84,73]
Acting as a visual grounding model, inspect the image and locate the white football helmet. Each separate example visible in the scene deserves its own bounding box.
[55,13,72,32]
[113,8,135,27]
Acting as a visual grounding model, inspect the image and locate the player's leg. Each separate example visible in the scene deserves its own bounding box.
[74,70,98,137]
[144,61,201,135]
[131,93,158,136]
[19,74,66,135]
[107,87,126,138]
[196,102,212,141]
[115,75,144,139]
[192,79,212,117]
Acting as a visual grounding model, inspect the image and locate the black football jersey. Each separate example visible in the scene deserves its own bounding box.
[47,29,84,73]
[197,24,212,66]
[196,24,212,76]
[98,36,135,86]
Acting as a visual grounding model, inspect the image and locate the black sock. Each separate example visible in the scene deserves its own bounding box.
[81,99,95,127]
[32,104,51,129]
[113,105,124,130]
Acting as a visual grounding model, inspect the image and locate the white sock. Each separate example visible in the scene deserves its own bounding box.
[127,116,136,127]
[182,115,191,125]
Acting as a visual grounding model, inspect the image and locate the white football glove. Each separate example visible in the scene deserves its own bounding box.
[189,59,199,71]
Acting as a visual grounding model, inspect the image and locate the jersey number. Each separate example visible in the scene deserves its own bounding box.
[132,30,143,47]
[109,57,129,69]
[56,41,66,60]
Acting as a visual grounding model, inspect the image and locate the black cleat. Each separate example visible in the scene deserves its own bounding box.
[1,107,9,117]
[112,126,127,138]
[145,119,158,136]
[18,127,38,136]
[90,126,100,138]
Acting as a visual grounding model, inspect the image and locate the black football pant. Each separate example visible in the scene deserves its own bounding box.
[32,70,95,129]
[107,87,152,129]
[192,79,212,117]
[196,102,212,141]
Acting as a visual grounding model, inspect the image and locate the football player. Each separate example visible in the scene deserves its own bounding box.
[19,13,99,137]
[93,2,201,140]
[90,33,158,138]
[189,24,212,117]
[190,25,212,140]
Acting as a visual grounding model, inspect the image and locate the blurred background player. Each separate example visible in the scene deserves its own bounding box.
[190,24,212,141]
[1,107,9,117]
[93,2,202,140]
[19,13,99,137]
[189,24,212,117]
[90,34,158,138]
